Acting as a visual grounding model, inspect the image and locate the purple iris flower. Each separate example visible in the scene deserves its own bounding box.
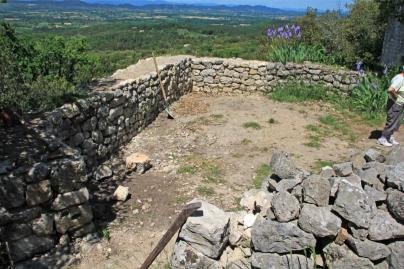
[370,82,378,91]
[295,26,301,39]
[356,61,363,72]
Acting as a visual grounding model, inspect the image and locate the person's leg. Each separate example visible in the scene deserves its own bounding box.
[381,99,396,141]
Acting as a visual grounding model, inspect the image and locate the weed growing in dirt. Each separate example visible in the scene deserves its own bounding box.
[100,228,110,240]
[268,118,277,124]
[268,81,335,103]
[211,113,224,119]
[242,121,262,130]
[177,165,198,174]
[319,114,357,142]
[201,161,223,183]
[253,164,272,189]
[305,134,322,149]
[311,159,334,172]
[197,186,215,196]
[241,138,252,145]
[163,263,172,269]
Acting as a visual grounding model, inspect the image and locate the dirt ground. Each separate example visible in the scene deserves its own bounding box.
[72,92,394,269]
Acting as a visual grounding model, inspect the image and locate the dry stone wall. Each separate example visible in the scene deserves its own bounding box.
[192,57,359,94]
[0,56,362,267]
[0,58,192,268]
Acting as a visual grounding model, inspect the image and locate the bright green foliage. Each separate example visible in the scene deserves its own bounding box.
[267,43,338,64]
[196,186,215,196]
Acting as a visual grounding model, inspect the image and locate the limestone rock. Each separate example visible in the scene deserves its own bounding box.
[243,213,257,229]
[388,241,404,269]
[9,235,54,262]
[324,242,375,269]
[26,180,52,207]
[32,214,54,236]
[54,204,93,234]
[332,180,376,228]
[251,219,316,254]
[113,185,129,201]
[365,149,385,163]
[298,204,341,237]
[2,223,32,241]
[251,252,313,269]
[335,228,349,245]
[0,174,25,209]
[302,175,330,206]
[320,166,335,179]
[179,200,229,259]
[228,212,244,246]
[50,158,87,193]
[385,162,404,191]
[171,241,222,269]
[125,153,152,174]
[271,191,300,222]
[359,168,384,190]
[346,235,390,261]
[270,151,304,180]
[275,179,301,193]
[27,163,50,183]
[51,187,90,210]
[368,210,404,241]
[349,226,368,241]
[239,189,272,213]
[94,165,113,181]
[387,189,404,222]
[385,145,404,165]
[333,162,353,177]
[364,185,387,202]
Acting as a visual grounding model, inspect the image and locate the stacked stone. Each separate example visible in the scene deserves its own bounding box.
[42,58,192,168]
[171,148,404,269]
[0,142,93,266]
[192,57,358,94]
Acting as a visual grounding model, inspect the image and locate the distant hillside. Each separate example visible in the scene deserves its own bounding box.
[9,0,302,15]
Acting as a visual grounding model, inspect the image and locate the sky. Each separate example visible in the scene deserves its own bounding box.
[170,0,354,10]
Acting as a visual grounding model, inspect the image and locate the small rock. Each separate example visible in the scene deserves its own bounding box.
[364,185,387,202]
[334,228,349,245]
[349,226,368,241]
[324,242,375,269]
[125,153,151,174]
[243,213,257,229]
[0,159,15,175]
[359,168,384,190]
[385,162,404,191]
[239,189,272,213]
[385,145,404,165]
[270,151,305,180]
[113,186,129,201]
[32,214,54,236]
[27,163,50,182]
[275,179,301,192]
[251,252,313,269]
[26,180,53,207]
[271,191,300,222]
[320,166,335,179]
[51,187,90,210]
[94,165,113,181]
[333,162,353,177]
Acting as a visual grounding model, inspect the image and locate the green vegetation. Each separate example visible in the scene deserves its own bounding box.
[177,165,198,175]
[211,114,224,119]
[201,161,223,183]
[253,164,272,189]
[177,155,223,183]
[311,159,334,172]
[196,186,215,196]
[268,118,277,124]
[242,122,262,130]
[241,138,252,145]
[100,228,110,240]
[269,81,337,103]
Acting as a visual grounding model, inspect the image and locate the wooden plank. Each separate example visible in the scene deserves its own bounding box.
[139,202,202,269]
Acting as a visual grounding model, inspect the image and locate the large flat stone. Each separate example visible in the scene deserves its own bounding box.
[298,204,341,238]
[9,235,54,262]
[251,252,313,269]
[251,219,316,254]
[323,242,375,269]
[51,187,89,210]
[332,180,376,228]
[346,235,390,261]
[387,189,404,222]
[179,200,229,259]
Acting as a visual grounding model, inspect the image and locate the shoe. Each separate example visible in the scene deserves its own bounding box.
[378,137,393,147]
[390,136,400,145]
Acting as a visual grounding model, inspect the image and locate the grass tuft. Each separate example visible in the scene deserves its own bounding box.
[242,121,262,130]
[196,186,215,196]
[253,164,272,189]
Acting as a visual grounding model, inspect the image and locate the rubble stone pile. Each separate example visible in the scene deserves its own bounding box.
[171,147,404,269]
